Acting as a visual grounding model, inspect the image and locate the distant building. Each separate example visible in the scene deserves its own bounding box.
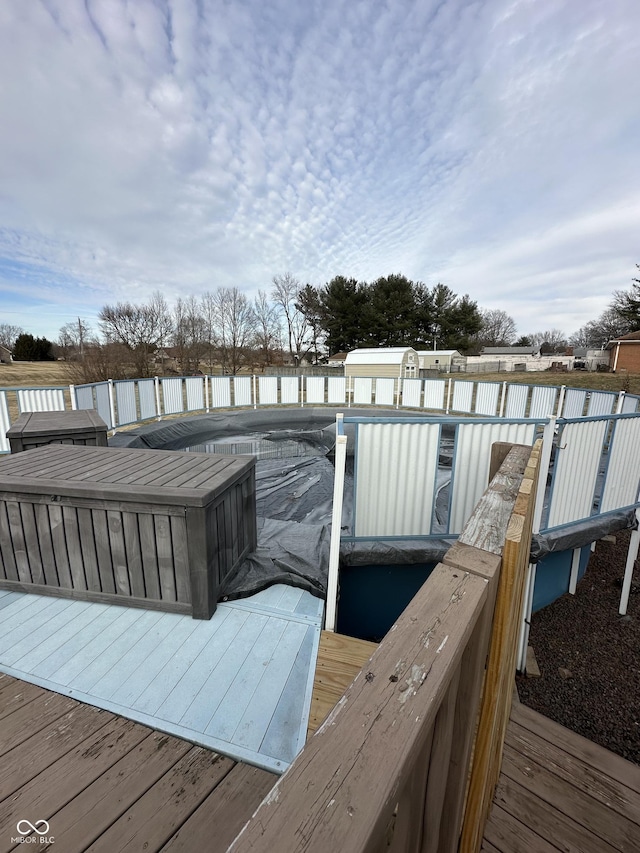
[607,332,640,373]
[327,352,348,368]
[0,345,13,364]
[344,347,419,381]
[416,350,463,372]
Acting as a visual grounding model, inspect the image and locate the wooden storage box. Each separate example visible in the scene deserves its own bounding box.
[0,444,256,618]
[7,410,109,453]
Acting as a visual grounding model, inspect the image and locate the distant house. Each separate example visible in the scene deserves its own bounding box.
[327,352,348,368]
[607,331,640,373]
[344,347,419,381]
[0,345,12,364]
[416,350,463,372]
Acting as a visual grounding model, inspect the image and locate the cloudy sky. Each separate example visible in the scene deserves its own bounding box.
[0,0,638,343]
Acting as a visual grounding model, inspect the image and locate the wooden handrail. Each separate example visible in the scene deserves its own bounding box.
[228,443,540,853]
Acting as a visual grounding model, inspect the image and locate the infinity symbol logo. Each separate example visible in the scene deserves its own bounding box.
[16,819,50,836]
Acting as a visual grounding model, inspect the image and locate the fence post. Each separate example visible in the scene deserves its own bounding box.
[69,384,77,411]
[205,375,210,412]
[300,373,304,408]
[253,374,257,409]
[325,424,347,633]
[556,384,566,417]
[154,376,162,419]
[108,379,117,431]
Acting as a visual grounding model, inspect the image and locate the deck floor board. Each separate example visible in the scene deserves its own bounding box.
[0,585,323,772]
[484,698,640,852]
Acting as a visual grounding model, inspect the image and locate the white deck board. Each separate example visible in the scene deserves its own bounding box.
[0,584,323,773]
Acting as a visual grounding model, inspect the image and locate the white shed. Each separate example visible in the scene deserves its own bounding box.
[417,350,462,371]
[344,347,419,380]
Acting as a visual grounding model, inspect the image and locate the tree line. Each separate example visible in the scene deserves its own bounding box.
[1,267,639,378]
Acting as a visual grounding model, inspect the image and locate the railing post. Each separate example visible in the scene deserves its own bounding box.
[108,379,117,431]
[205,375,210,412]
[557,384,566,417]
[154,376,162,419]
[620,509,640,615]
[69,384,77,411]
[325,425,347,633]
[253,374,257,409]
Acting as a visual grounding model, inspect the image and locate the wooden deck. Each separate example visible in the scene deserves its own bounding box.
[482,698,640,852]
[307,630,378,738]
[0,673,276,852]
[0,584,323,773]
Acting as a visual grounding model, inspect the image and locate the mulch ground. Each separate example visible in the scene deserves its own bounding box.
[516,529,640,765]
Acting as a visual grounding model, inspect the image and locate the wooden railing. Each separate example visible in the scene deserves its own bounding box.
[228,442,540,853]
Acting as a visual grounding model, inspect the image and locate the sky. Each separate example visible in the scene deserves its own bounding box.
[0,0,639,344]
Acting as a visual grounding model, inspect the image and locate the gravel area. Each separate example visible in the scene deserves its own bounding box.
[516,530,640,765]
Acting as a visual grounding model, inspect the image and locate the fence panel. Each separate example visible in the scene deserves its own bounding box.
[448,421,537,534]
[401,378,422,408]
[475,382,500,416]
[161,377,184,415]
[281,376,299,405]
[74,385,95,411]
[17,388,66,413]
[327,376,346,404]
[529,385,558,419]
[210,376,232,409]
[621,394,640,414]
[504,384,528,418]
[451,381,474,414]
[94,383,114,428]
[138,379,157,420]
[234,376,253,407]
[562,388,587,418]
[115,381,138,426]
[185,376,205,411]
[424,379,446,411]
[305,376,325,404]
[258,376,278,405]
[353,378,373,405]
[353,422,442,536]
[0,392,10,452]
[601,416,640,513]
[545,419,608,529]
[374,377,395,407]
[587,391,616,417]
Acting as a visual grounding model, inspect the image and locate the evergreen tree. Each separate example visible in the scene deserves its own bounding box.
[13,333,54,361]
[319,276,368,354]
[364,274,417,346]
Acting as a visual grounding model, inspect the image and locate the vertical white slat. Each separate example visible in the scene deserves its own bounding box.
[138,379,157,420]
[562,388,587,418]
[115,381,138,425]
[161,377,184,415]
[448,422,536,534]
[353,378,373,405]
[587,391,615,417]
[601,416,640,512]
[503,384,528,418]
[353,422,441,537]
[374,378,395,407]
[258,376,278,405]
[401,378,422,408]
[281,376,299,404]
[0,391,10,452]
[451,381,474,414]
[234,376,252,407]
[185,376,205,411]
[423,379,445,412]
[17,388,66,413]
[529,386,558,419]
[546,420,608,529]
[328,376,346,404]
[306,376,325,404]
[474,382,501,416]
[210,376,232,408]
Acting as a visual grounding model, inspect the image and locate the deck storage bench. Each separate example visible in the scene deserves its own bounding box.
[7,410,109,453]
[0,444,256,618]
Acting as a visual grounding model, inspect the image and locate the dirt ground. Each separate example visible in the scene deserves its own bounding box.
[517,530,640,765]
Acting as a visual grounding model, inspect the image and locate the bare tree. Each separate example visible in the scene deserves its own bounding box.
[253,290,281,368]
[570,308,630,348]
[213,287,256,375]
[0,323,24,350]
[271,273,310,364]
[529,329,568,353]
[58,318,93,360]
[200,292,220,373]
[477,309,517,347]
[173,296,207,374]
[99,291,174,377]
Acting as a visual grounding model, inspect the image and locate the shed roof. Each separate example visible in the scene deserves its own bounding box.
[480,346,538,356]
[416,350,460,357]
[344,347,416,365]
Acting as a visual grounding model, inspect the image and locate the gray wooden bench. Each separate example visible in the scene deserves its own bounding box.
[0,443,256,618]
